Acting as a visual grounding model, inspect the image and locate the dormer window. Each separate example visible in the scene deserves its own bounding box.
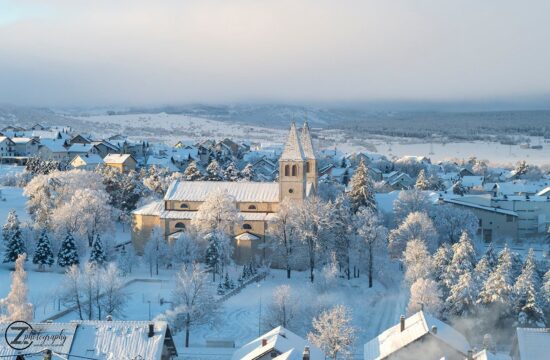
[180,203,189,209]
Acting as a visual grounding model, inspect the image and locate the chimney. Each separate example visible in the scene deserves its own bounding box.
[261,338,268,347]
[431,325,437,334]
[467,350,473,360]
[400,315,405,332]
[302,346,310,360]
[148,323,155,338]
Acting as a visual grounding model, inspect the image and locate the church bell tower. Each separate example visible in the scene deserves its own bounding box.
[279,122,307,201]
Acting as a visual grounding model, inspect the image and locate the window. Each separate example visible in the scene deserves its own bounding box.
[174,222,186,229]
[506,215,514,222]
[288,188,294,193]
[483,229,492,243]
[242,223,252,230]
[291,165,297,176]
[284,165,290,176]
[306,162,310,173]
[180,203,189,209]
[248,205,257,210]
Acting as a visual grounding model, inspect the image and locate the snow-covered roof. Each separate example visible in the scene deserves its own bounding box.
[444,198,518,216]
[133,200,165,216]
[164,180,280,203]
[364,311,470,360]
[11,137,34,144]
[104,153,134,164]
[232,326,325,360]
[71,154,103,165]
[0,321,177,360]
[472,349,510,360]
[493,180,550,195]
[146,156,179,172]
[68,143,93,152]
[514,328,550,360]
[160,210,277,222]
[235,232,260,241]
[461,176,484,187]
[280,122,305,161]
[39,139,67,152]
[0,136,14,144]
[536,186,550,196]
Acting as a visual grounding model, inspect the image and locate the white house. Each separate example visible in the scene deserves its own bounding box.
[70,154,104,170]
[364,311,471,360]
[0,136,15,158]
[11,137,39,156]
[510,328,550,360]
[232,326,325,360]
[38,139,69,162]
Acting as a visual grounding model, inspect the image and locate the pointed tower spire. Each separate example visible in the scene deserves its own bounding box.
[280,122,305,161]
[300,121,315,160]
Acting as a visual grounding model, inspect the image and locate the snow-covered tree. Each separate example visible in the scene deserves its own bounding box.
[240,163,255,181]
[452,181,466,195]
[408,278,443,317]
[415,169,429,190]
[57,230,80,267]
[268,198,299,279]
[291,196,332,282]
[183,161,202,181]
[60,265,84,320]
[141,165,178,197]
[484,243,499,270]
[117,245,136,276]
[95,166,143,214]
[392,189,432,223]
[543,269,550,325]
[264,285,299,330]
[473,257,491,298]
[307,305,356,360]
[89,234,107,267]
[172,232,201,268]
[330,194,354,279]
[446,271,478,317]
[478,246,515,316]
[513,249,544,326]
[100,263,129,319]
[348,158,376,213]
[166,263,218,347]
[32,229,54,270]
[0,254,33,322]
[204,231,232,282]
[430,204,478,244]
[355,207,388,287]
[205,160,222,181]
[222,161,241,181]
[444,231,476,291]
[2,210,26,263]
[389,212,438,257]
[403,239,433,285]
[143,229,171,276]
[191,189,240,235]
[432,243,452,298]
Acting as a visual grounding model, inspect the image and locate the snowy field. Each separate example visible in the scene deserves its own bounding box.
[0,186,30,224]
[72,113,549,166]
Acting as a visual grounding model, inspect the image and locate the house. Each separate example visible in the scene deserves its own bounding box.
[104,153,138,172]
[461,176,485,190]
[11,137,39,156]
[459,168,475,177]
[232,326,325,360]
[0,136,15,158]
[67,143,98,160]
[491,180,550,197]
[145,155,180,172]
[364,311,471,360]
[251,157,278,181]
[69,134,92,145]
[70,154,104,170]
[38,139,69,162]
[132,122,318,264]
[0,320,177,360]
[90,140,120,158]
[510,327,550,360]
[383,171,415,190]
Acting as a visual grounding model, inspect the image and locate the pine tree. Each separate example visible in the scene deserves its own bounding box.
[447,271,478,316]
[58,230,80,267]
[32,229,54,270]
[222,161,241,181]
[415,169,429,190]
[478,246,514,315]
[89,234,106,266]
[473,257,491,294]
[444,231,476,290]
[2,210,26,263]
[513,249,545,326]
[348,158,376,213]
[205,160,222,181]
[205,239,220,281]
[433,243,452,294]
[240,163,255,181]
[484,243,498,269]
[183,161,202,181]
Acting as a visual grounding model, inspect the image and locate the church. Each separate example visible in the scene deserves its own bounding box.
[131,122,318,264]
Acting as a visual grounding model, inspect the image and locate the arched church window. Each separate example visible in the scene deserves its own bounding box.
[292,165,297,176]
[242,223,253,230]
[306,162,310,173]
[284,165,290,176]
[180,203,189,209]
[248,205,257,210]
[174,222,186,229]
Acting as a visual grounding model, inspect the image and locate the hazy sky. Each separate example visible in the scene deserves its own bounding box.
[1,0,550,107]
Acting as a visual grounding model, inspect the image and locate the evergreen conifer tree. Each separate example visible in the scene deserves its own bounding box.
[415,169,430,190]
[513,249,545,326]
[2,210,25,263]
[32,229,54,270]
[348,158,376,213]
[58,230,79,267]
[183,161,202,181]
[89,234,107,266]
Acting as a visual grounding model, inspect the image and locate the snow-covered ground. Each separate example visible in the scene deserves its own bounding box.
[0,186,30,224]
